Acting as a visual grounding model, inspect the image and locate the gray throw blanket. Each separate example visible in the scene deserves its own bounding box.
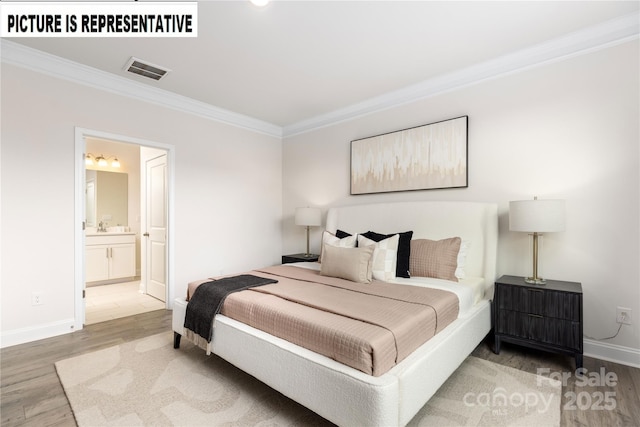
[184,274,278,342]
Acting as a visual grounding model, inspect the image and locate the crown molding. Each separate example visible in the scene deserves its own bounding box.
[2,10,638,140]
[0,40,283,138]
[282,11,640,138]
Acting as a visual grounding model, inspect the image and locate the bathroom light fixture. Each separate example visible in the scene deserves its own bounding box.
[85,153,121,168]
[250,0,270,7]
[509,197,565,284]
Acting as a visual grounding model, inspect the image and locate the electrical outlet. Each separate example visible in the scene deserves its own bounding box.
[32,292,43,306]
[616,307,632,325]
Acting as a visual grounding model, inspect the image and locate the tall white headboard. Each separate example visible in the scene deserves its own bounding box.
[325,201,498,285]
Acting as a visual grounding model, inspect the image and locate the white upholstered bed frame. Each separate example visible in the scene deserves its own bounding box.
[172,201,498,426]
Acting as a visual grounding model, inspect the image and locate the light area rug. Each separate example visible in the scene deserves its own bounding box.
[56,331,561,427]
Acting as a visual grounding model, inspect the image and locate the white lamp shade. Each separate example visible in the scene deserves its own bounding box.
[509,199,565,233]
[295,207,321,227]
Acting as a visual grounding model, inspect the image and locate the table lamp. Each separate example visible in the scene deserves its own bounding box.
[295,207,321,257]
[509,197,565,284]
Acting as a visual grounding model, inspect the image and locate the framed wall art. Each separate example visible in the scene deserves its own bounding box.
[350,116,468,195]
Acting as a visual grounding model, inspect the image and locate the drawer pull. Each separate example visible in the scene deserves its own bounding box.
[528,289,544,293]
[528,313,543,318]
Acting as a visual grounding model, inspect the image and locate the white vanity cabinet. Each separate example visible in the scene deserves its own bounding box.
[86,233,136,283]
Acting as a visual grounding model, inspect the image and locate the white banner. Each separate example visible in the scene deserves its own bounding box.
[0,2,198,37]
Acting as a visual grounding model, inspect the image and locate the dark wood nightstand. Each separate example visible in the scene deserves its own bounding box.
[493,275,583,369]
[282,253,319,264]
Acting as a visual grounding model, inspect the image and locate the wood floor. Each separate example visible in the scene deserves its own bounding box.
[1,310,171,427]
[2,310,639,426]
[471,338,640,427]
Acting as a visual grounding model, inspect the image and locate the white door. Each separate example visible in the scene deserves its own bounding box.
[145,154,167,302]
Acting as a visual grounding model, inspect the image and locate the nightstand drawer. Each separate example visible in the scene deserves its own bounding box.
[495,285,581,321]
[493,275,583,369]
[496,309,582,351]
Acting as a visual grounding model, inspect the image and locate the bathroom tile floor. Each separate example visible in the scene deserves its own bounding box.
[85,280,166,325]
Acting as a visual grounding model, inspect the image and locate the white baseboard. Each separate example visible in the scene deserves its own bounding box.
[584,338,640,368]
[0,319,76,349]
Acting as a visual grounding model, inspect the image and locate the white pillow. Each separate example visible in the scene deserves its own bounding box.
[357,234,399,282]
[320,230,357,262]
[455,240,469,279]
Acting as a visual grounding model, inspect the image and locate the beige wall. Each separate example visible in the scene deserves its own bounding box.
[282,41,640,361]
[1,64,282,345]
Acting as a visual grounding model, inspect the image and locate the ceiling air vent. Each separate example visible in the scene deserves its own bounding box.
[124,57,170,81]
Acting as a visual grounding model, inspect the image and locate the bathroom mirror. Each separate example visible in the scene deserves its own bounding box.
[86,170,128,228]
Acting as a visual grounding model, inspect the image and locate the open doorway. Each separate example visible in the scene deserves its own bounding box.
[74,128,174,330]
[84,138,167,324]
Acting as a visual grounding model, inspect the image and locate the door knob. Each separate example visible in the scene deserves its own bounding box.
[143,232,149,237]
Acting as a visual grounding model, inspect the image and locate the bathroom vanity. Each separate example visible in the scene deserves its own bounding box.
[86,232,136,283]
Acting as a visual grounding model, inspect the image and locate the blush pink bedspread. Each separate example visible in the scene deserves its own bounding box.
[189,265,459,376]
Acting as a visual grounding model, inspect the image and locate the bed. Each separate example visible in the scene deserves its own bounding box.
[172,201,498,426]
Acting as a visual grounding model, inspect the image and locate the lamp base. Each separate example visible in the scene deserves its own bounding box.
[302,253,314,258]
[524,277,547,285]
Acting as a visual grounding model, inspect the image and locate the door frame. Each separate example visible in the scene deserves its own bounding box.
[74,127,175,331]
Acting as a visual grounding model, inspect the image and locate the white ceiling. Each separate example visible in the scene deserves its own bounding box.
[7,1,640,133]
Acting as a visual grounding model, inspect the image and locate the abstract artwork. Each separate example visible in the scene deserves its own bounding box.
[351,116,468,195]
